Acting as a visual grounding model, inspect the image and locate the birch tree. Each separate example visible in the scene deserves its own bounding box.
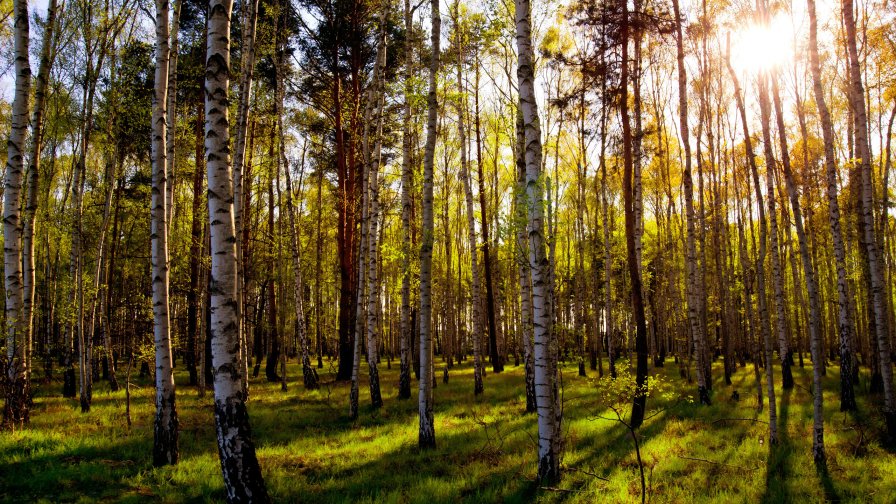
[418,0,440,449]
[398,0,415,401]
[672,0,710,405]
[841,0,895,436]
[806,0,855,412]
[517,0,560,482]
[3,0,32,425]
[205,0,270,499]
[454,4,485,395]
[151,0,178,466]
[22,0,61,400]
[770,76,826,465]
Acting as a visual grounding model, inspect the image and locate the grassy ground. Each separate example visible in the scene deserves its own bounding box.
[1,355,894,503]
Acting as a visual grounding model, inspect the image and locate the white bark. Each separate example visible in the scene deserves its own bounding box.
[3,0,31,424]
[205,0,269,499]
[672,0,709,404]
[232,0,260,398]
[418,0,440,449]
[455,17,484,395]
[516,0,560,482]
[807,0,856,412]
[23,0,60,394]
[771,77,826,464]
[398,0,414,401]
[151,0,178,466]
[841,0,894,433]
[365,26,386,409]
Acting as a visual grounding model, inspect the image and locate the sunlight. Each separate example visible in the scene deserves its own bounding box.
[730,13,795,75]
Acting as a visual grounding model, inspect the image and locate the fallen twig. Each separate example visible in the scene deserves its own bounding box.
[677,455,758,472]
[711,417,768,425]
[565,465,610,481]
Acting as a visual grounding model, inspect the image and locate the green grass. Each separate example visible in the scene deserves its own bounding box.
[2,356,895,503]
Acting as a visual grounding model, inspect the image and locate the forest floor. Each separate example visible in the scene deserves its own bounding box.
[1,354,895,503]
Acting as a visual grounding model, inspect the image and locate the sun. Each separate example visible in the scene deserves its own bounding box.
[729,13,795,75]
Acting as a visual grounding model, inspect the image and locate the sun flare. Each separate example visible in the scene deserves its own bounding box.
[730,14,795,74]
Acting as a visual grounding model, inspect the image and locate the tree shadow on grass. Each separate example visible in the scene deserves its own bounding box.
[761,388,792,504]
[261,420,539,503]
[0,435,152,502]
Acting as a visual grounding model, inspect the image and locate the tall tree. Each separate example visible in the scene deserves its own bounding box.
[517,0,560,483]
[3,0,32,425]
[22,0,61,401]
[398,0,415,401]
[204,0,270,499]
[151,0,179,467]
[841,0,895,436]
[454,3,485,395]
[771,75,826,466]
[418,0,440,450]
[619,0,648,429]
[806,0,855,412]
[724,36,778,445]
[672,0,710,405]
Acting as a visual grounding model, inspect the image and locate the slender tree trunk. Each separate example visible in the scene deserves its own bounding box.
[673,0,710,405]
[165,0,181,232]
[517,0,560,483]
[22,0,60,403]
[418,0,440,449]
[232,0,260,394]
[398,0,414,401]
[516,110,537,413]
[724,37,777,444]
[3,0,31,426]
[151,0,178,466]
[620,0,649,429]
[841,0,895,435]
[283,139,318,389]
[756,72,794,391]
[187,103,205,386]
[454,17,485,395]
[204,1,270,499]
[771,77,826,465]
[806,0,856,411]
[364,24,386,409]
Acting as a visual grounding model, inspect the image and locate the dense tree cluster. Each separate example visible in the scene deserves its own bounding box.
[2,0,895,497]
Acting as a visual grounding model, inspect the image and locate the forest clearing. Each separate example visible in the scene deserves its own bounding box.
[3,0,896,500]
[3,360,895,503]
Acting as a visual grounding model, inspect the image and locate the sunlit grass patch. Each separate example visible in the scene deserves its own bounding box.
[1,357,895,502]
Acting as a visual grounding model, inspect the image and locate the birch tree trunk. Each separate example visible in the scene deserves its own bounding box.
[151,0,179,466]
[22,0,60,400]
[756,72,794,391]
[619,0,649,429]
[672,0,710,405]
[418,0,440,449]
[771,77,826,465]
[365,25,386,409]
[232,0,260,397]
[515,110,536,413]
[283,140,318,390]
[350,17,386,418]
[807,0,856,411]
[205,1,270,499]
[165,0,181,232]
[3,0,31,425]
[455,19,484,395]
[841,0,894,435]
[398,0,414,401]
[517,0,560,483]
[724,41,778,444]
